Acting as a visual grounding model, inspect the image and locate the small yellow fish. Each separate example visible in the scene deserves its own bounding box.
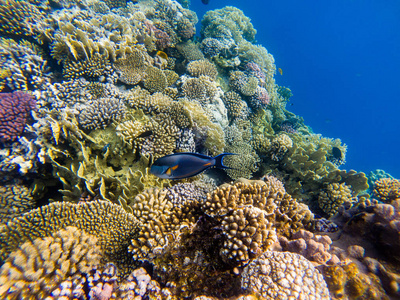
[156,50,168,60]
[278,68,283,75]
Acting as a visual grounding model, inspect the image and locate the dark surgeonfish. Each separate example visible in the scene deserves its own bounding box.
[150,152,235,179]
[201,0,209,4]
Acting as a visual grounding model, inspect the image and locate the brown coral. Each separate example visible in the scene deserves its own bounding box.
[0,200,139,276]
[187,59,218,80]
[373,178,400,203]
[114,50,148,85]
[143,65,168,93]
[318,182,355,217]
[0,227,101,299]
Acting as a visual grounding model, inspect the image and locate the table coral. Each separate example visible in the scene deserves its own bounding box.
[0,226,101,299]
[113,49,148,85]
[143,65,168,93]
[241,251,330,300]
[0,91,36,142]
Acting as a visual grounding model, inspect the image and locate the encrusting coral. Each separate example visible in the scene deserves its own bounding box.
[241,251,330,300]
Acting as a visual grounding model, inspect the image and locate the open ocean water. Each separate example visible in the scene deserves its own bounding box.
[192,0,400,178]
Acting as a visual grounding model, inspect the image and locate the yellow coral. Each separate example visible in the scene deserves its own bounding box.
[187,59,218,80]
[0,227,101,299]
[318,182,355,217]
[373,178,400,203]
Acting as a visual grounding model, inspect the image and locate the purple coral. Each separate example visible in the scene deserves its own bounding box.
[0,91,36,142]
[245,62,266,84]
[248,86,270,109]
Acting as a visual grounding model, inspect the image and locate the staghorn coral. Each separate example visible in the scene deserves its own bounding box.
[187,59,218,80]
[0,91,37,142]
[373,178,400,203]
[0,184,36,223]
[77,97,126,131]
[0,226,101,299]
[0,200,139,276]
[318,182,355,217]
[241,251,330,300]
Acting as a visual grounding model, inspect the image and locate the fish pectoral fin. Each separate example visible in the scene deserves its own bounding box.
[171,164,179,171]
[165,167,172,176]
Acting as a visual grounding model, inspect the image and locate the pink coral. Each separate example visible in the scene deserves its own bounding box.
[245,62,266,84]
[0,91,36,142]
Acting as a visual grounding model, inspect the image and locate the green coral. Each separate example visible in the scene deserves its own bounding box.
[201,6,256,43]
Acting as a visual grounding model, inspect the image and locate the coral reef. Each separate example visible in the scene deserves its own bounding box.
[0,1,397,299]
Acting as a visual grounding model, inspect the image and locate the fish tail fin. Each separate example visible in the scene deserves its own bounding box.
[214,153,237,169]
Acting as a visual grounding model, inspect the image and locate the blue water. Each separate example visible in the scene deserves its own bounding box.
[191,0,400,178]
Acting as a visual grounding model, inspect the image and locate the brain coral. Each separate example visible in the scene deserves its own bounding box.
[0,200,139,276]
[0,226,101,299]
[241,251,330,300]
[0,91,37,142]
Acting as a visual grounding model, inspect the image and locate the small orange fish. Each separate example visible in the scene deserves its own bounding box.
[278,68,283,75]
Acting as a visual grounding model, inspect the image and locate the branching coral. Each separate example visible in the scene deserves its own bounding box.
[318,182,355,217]
[77,97,126,131]
[373,178,400,203]
[0,200,139,276]
[0,226,101,299]
[187,59,218,80]
[0,38,49,92]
